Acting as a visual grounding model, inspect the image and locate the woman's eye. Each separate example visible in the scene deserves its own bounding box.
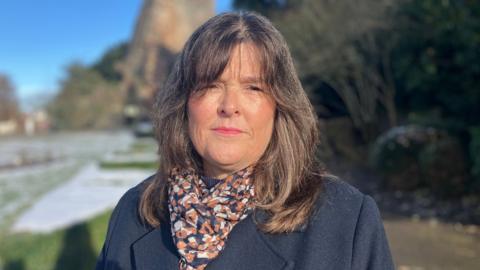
[192,84,218,96]
[206,83,221,90]
[207,83,222,89]
[248,85,262,91]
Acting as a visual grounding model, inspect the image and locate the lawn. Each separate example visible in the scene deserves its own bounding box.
[0,210,111,270]
[0,132,155,270]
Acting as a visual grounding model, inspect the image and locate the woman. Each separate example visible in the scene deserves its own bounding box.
[96,11,394,270]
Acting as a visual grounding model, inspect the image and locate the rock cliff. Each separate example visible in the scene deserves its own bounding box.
[121,0,214,119]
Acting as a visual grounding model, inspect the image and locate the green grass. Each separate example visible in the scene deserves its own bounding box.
[100,138,157,170]
[99,161,158,170]
[0,210,112,270]
[130,140,156,153]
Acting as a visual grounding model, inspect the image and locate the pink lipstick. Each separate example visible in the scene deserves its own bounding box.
[212,127,243,135]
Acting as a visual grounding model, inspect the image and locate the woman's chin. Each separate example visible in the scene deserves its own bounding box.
[203,155,251,177]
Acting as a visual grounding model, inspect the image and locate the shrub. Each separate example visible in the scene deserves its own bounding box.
[370,125,433,190]
[419,137,468,197]
[370,125,469,197]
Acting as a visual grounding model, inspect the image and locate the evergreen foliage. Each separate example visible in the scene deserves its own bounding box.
[91,42,128,82]
[48,41,128,130]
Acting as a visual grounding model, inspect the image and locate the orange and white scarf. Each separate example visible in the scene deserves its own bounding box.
[167,166,255,270]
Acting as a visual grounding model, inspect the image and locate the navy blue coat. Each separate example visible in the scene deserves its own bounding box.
[96,176,394,270]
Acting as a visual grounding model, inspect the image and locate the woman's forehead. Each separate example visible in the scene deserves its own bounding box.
[220,43,263,81]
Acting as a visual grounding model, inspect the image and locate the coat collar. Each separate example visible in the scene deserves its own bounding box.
[132,211,296,270]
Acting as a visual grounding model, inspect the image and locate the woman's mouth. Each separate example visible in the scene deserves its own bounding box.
[212,127,243,135]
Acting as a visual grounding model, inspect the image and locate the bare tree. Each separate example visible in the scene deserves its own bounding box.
[0,74,20,121]
[273,0,399,141]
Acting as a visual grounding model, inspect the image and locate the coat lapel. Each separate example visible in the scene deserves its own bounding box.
[132,222,179,270]
[206,215,295,270]
[132,213,295,270]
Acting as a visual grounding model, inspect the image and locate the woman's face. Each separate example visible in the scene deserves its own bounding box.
[188,43,276,179]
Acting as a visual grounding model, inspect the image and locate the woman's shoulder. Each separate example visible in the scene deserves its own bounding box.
[307,175,381,232]
[96,175,159,268]
[118,174,156,205]
[106,174,157,232]
[310,175,394,269]
[320,175,366,205]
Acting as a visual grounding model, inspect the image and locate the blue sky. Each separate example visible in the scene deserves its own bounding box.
[0,0,232,111]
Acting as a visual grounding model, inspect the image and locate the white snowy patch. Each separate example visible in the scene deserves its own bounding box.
[12,163,154,233]
[0,131,158,233]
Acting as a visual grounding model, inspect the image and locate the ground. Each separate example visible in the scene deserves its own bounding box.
[1,131,479,270]
[384,216,479,270]
[329,158,480,270]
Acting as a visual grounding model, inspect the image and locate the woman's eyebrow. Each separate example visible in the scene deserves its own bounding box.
[216,76,263,84]
[239,76,263,84]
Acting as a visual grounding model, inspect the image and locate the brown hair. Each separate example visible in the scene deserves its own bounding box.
[140,11,324,233]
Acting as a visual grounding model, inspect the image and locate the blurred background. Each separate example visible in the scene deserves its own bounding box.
[0,0,479,269]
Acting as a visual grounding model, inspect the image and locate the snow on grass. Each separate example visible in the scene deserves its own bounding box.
[0,159,80,231]
[0,131,136,232]
[12,163,154,233]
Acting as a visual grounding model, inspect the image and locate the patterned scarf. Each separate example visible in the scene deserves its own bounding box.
[167,166,255,270]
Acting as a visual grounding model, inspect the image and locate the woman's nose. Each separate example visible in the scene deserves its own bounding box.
[217,88,240,116]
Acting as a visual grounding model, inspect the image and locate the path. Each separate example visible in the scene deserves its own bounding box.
[384,216,480,270]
